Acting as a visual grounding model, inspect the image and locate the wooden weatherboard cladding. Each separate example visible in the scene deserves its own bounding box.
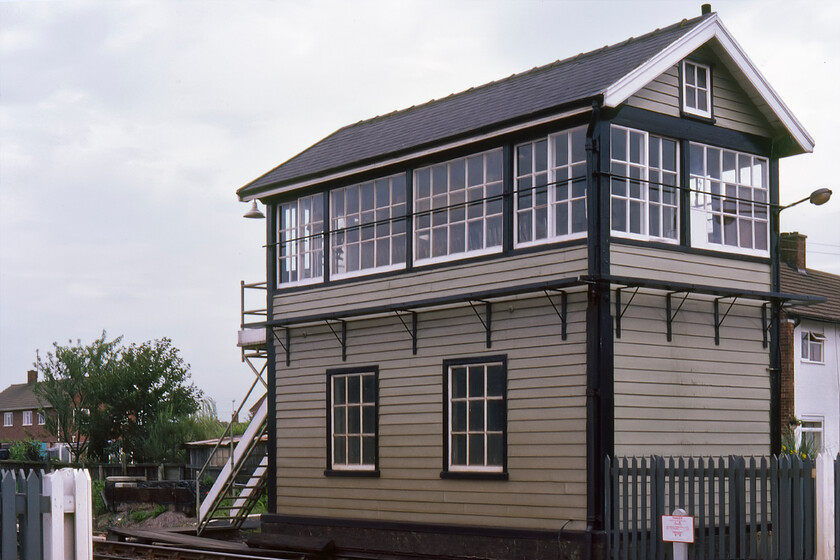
[273,295,589,531]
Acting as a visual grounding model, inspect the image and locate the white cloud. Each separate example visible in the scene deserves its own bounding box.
[1,0,837,407]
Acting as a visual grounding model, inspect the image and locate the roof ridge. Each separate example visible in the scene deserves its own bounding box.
[338,14,707,132]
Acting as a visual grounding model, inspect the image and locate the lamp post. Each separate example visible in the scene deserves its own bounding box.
[778,187,832,212]
[771,187,832,455]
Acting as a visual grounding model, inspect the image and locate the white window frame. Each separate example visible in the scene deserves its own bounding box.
[514,127,587,248]
[445,358,506,474]
[682,60,712,118]
[38,411,46,425]
[330,174,407,280]
[22,410,32,426]
[328,369,377,472]
[798,417,824,453]
[801,331,826,364]
[414,148,504,266]
[689,143,769,256]
[609,125,680,243]
[277,193,324,287]
[3,412,12,427]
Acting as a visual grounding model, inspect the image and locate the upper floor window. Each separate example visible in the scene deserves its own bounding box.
[328,367,378,472]
[682,60,712,118]
[3,412,12,427]
[444,357,507,475]
[802,331,825,363]
[278,193,324,286]
[610,126,679,242]
[414,149,503,264]
[22,410,32,426]
[689,143,769,256]
[38,412,46,425]
[515,127,587,247]
[331,175,407,279]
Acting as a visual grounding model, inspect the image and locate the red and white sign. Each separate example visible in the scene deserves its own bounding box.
[661,515,694,543]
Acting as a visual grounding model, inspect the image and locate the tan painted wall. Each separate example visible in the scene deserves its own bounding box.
[273,294,589,531]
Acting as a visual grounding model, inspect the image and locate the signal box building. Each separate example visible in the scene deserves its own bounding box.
[236,7,819,558]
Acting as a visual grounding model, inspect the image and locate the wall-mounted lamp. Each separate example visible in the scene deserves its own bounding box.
[779,188,833,212]
[243,200,265,219]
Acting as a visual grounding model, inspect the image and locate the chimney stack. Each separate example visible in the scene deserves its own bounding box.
[27,369,37,384]
[701,4,712,15]
[780,232,807,271]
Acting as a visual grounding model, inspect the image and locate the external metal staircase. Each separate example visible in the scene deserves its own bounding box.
[196,281,268,535]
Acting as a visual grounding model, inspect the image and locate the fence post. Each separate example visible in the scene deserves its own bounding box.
[816,453,835,560]
[43,468,93,560]
[74,469,92,560]
[1,471,18,560]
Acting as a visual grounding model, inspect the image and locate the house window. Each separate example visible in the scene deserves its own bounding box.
[22,410,32,426]
[444,357,507,474]
[328,368,377,472]
[3,412,12,427]
[515,127,587,246]
[802,331,825,363]
[800,419,823,453]
[682,60,712,118]
[610,126,679,241]
[689,143,769,255]
[330,174,407,279]
[414,149,503,264]
[38,412,46,425]
[278,193,324,286]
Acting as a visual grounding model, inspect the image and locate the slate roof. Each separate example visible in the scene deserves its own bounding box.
[238,13,710,198]
[0,382,48,412]
[781,265,840,323]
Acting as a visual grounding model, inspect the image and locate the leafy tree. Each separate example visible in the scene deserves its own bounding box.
[34,332,122,462]
[34,333,203,463]
[95,337,201,462]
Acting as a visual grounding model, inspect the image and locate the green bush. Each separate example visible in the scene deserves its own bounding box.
[91,480,107,517]
[9,440,42,462]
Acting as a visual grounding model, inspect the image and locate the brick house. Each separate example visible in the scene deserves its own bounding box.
[0,370,56,446]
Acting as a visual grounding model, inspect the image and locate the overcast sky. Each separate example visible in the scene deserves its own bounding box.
[1,0,838,416]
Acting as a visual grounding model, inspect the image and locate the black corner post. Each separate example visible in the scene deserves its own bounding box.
[769,157,781,456]
[265,202,278,513]
[585,100,614,536]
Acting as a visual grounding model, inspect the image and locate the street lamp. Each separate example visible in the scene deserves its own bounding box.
[243,200,266,219]
[779,188,832,211]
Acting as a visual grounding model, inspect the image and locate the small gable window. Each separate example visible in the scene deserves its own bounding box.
[682,60,712,118]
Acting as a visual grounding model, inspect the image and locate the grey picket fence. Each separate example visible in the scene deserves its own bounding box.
[605,455,817,560]
[0,468,92,560]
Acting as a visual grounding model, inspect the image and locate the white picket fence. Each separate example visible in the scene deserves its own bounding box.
[0,468,92,560]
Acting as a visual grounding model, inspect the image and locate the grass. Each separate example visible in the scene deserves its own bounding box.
[129,505,166,523]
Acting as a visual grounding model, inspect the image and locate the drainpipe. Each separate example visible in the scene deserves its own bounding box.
[584,98,602,560]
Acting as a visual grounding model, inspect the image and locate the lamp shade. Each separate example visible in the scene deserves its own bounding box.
[243,200,265,219]
[809,188,832,206]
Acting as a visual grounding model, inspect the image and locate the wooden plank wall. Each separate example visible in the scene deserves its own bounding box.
[613,290,770,458]
[273,246,588,320]
[611,244,771,292]
[626,45,774,139]
[273,293,589,531]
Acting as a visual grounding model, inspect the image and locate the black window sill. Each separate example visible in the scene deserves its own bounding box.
[440,471,509,481]
[324,469,380,478]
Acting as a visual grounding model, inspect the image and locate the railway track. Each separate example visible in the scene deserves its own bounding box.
[94,540,301,560]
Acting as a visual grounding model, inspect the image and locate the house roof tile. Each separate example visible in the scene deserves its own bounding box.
[238,14,708,198]
[0,383,47,412]
[780,265,840,323]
